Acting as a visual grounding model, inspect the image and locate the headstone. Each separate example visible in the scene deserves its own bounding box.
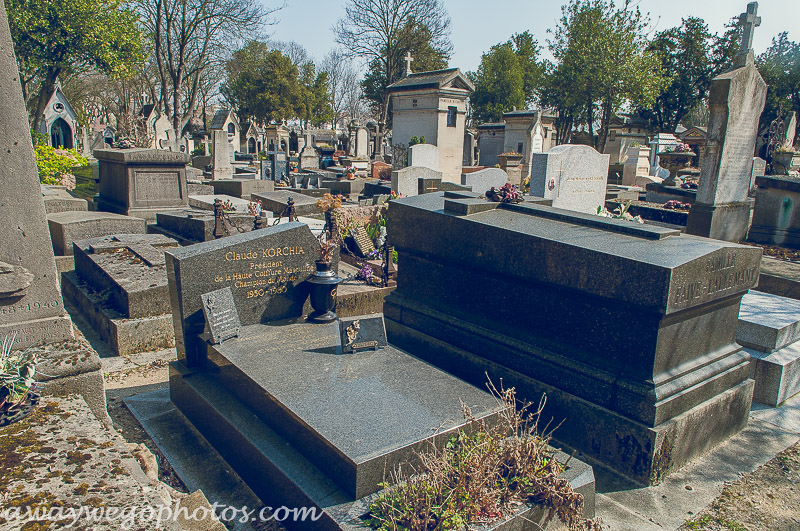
[201,287,241,344]
[391,166,442,198]
[352,226,377,257]
[212,130,233,180]
[165,222,324,366]
[686,2,767,242]
[94,148,190,222]
[622,146,652,186]
[188,194,251,213]
[462,132,475,166]
[386,191,760,484]
[749,156,767,196]
[530,144,610,214]
[0,2,74,347]
[355,127,369,158]
[460,168,509,194]
[152,209,256,245]
[408,143,439,171]
[391,143,408,170]
[339,314,387,353]
[782,111,797,149]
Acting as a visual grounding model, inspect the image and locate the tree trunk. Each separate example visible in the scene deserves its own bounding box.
[31,68,61,134]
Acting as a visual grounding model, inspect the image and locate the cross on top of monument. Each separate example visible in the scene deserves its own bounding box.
[404,51,414,77]
[735,2,761,66]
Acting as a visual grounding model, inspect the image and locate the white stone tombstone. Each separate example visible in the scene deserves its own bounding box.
[463,132,475,166]
[355,127,369,158]
[749,156,766,196]
[408,143,439,171]
[212,129,233,180]
[530,144,610,214]
[391,166,442,199]
[783,111,797,150]
[461,168,509,194]
[622,146,651,186]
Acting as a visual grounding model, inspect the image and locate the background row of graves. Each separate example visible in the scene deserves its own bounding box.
[8,2,800,529]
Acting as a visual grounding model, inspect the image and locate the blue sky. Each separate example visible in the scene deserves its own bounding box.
[265,0,799,72]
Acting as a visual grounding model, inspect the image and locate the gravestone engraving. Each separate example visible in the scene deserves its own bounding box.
[530,144,610,214]
[201,287,241,344]
[339,314,387,353]
[685,2,767,242]
[166,222,326,366]
[0,2,73,347]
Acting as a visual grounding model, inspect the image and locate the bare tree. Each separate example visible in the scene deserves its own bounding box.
[334,0,451,150]
[320,48,367,128]
[268,40,309,67]
[136,0,279,139]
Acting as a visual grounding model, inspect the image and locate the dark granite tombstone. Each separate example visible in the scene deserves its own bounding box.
[165,215,597,528]
[748,175,800,248]
[165,222,325,367]
[385,191,760,485]
[94,148,189,222]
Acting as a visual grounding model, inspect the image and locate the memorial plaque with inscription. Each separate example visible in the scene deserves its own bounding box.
[530,144,610,214]
[166,222,334,366]
[339,314,387,353]
[201,287,241,344]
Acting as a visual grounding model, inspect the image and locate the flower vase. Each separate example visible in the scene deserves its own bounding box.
[658,151,697,187]
[307,260,343,323]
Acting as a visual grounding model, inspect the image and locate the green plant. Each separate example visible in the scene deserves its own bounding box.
[408,135,426,147]
[30,130,48,147]
[34,145,87,188]
[367,380,600,531]
[597,203,644,224]
[0,332,36,406]
[775,146,797,154]
[190,144,206,157]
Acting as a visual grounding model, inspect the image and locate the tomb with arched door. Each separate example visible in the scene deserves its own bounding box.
[39,83,78,149]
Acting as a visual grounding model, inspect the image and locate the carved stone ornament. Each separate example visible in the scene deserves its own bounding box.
[0,261,34,299]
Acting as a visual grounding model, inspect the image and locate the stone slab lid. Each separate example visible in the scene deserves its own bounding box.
[93,148,189,165]
[208,320,502,499]
[389,192,761,315]
[754,174,800,192]
[738,290,800,352]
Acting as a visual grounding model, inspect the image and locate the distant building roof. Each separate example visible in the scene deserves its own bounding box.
[139,104,156,119]
[387,68,474,93]
[503,110,538,118]
[210,109,232,130]
[476,122,505,130]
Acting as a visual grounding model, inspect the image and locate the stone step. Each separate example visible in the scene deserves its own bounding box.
[169,361,596,530]
[738,290,800,352]
[747,342,800,406]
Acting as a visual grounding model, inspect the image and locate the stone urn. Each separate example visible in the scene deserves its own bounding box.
[658,150,697,187]
[772,151,800,177]
[307,260,342,323]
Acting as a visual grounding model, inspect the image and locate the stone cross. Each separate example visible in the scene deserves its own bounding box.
[404,51,414,76]
[735,2,761,66]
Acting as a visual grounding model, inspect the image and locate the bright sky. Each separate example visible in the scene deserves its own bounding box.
[265,0,800,72]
